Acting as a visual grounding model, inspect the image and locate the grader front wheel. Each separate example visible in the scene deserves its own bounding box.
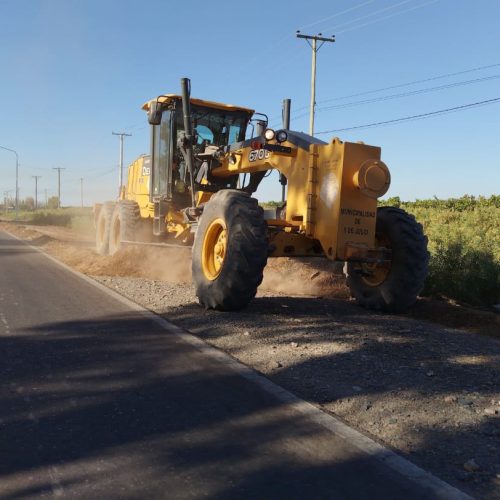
[346,206,429,312]
[193,190,268,311]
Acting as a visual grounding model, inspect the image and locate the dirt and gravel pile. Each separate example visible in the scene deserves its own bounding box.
[2,221,500,498]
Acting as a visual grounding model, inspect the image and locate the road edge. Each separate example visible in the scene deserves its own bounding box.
[4,229,472,500]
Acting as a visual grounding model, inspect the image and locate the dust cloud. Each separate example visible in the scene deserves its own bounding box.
[50,243,192,283]
[54,242,348,297]
[262,258,349,298]
[2,222,348,296]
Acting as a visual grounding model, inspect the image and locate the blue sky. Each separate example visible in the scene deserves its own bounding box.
[0,0,499,206]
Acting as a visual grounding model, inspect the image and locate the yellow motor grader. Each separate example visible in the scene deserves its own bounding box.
[95,78,428,312]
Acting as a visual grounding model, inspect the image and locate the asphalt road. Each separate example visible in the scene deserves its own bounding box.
[0,230,466,499]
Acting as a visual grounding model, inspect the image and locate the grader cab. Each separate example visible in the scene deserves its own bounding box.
[96,78,429,312]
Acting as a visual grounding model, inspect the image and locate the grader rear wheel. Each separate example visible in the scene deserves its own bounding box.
[95,201,115,255]
[193,190,268,311]
[109,200,141,255]
[346,206,429,312]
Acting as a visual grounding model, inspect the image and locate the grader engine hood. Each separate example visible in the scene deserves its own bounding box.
[310,140,390,260]
[213,134,391,261]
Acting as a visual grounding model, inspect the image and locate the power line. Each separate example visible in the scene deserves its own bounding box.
[315,97,500,134]
[269,61,500,125]
[315,74,500,113]
[297,0,375,31]
[91,167,117,179]
[335,0,440,35]
[326,0,414,31]
[294,62,500,113]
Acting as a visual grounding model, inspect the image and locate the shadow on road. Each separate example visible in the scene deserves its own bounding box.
[0,311,450,499]
[165,296,500,498]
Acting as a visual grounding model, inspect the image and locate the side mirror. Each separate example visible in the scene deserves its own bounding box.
[148,101,162,125]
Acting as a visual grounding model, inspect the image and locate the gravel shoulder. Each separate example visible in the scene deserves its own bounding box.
[3,221,500,498]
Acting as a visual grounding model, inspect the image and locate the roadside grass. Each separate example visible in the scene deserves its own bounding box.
[1,207,94,233]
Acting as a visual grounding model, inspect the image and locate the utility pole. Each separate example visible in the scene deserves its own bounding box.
[80,177,84,208]
[52,167,65,208]
[32,175,42,210]
[296,31,335,136]
[112,132,132,195]
[3,189,13,215]
[0,145,19,219]
[44,189,48,207]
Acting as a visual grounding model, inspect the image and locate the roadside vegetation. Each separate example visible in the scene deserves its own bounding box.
[1,206,94,233]
[379,195,500,307]
[263,195,500,308]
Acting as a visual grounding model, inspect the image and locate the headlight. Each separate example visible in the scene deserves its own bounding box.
[276,130,288,143]
[264,128,275,141]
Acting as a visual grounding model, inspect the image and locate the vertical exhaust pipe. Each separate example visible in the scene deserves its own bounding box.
[280,98,291,202]
[282,98,291,129]
[180,77,197,208]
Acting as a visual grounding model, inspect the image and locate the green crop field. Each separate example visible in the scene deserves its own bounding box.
[380,195,500,307]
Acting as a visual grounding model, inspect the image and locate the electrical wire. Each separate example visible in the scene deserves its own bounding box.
[326,0,414,31]
[284,62,500,118]
[316,74,500,112]
[315,97,500,134]
[297,0,375,31]
[243,1,375,74]
[92,167,119,178]
[335,0,440,35]
[320,63,500,105]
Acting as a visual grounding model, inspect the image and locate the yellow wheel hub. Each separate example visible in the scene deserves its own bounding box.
[360,234,391,287]
[360,261,391,287]
[202,218,227,280]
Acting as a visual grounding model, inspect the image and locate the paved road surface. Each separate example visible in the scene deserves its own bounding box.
[0,231,465,499]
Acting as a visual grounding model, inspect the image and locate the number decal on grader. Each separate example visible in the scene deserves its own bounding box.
[248,149,271,162]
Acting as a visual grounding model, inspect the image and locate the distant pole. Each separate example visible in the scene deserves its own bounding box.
[296,31,335,136]
[44,189,48,207]
[52,167,65,208]
[112,132,132,196]
[0,145,19,219]
[32,175,42,210]
[80,177,84,208]
[3,189,13,215]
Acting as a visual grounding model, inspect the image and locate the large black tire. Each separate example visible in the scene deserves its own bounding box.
[345,206,429,312]
[109,200,141,255]
[95,201,115,255]
[193,190,268,311]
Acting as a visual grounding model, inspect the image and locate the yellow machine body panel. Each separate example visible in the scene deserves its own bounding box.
[123,154,154,218]
[211,138,390,261]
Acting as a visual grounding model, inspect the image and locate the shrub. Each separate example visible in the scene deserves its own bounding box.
[379,195,500,307]
[424,241,500,306]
